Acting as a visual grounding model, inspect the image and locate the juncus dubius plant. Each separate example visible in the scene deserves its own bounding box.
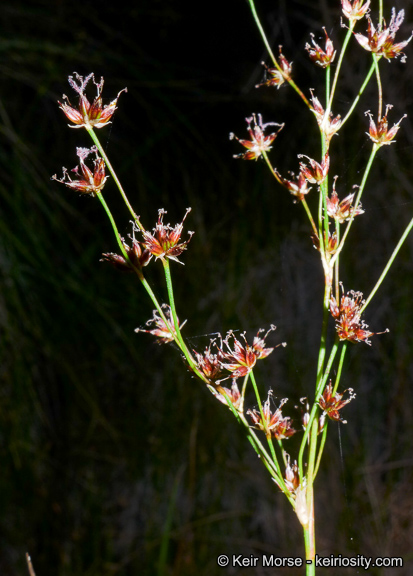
[52,1,412,572]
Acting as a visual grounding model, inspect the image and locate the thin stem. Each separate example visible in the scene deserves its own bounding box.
[162,259,201,374]
[86,127,142,228]
[340,62,376,128]
[361,215,413,312]
[313,424,328,479]
[329,24,354,109]
[332,342,347,396]
[330,144,378,267]
[373,54,383,120]
[96,192,130,261]
[298,341,339,479]
[247,0,310,108]
[262,151,318,236]
[304,419,318,565]
[249,372,290,496]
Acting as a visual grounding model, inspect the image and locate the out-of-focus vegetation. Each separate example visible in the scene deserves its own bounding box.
[1,1,413,574]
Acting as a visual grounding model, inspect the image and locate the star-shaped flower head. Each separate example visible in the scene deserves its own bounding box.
[326,179,364,223]
[209,380,243,411]
[318,381,356,423]
[305,28,336,68]
[218,326,280,379]
[298,153,330,185]
[247,393,296,440]
[365,105,406,147]
[310,92,342,143]
[275,168,311,202]
[100,237,152,272]
[193,340,225,383]
[140,208,194,264]
[135,304,186,344]
[330,288,382,344]
[52,146,108,196]
[341,0,370,25]
[354,9,413,62]
[59,72,127,129]
[230,114,284,160]
[256,47,292,89]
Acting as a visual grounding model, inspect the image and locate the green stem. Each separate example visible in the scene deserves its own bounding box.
[329,24,354,109]
[340,62,376,128]
[247,0,310,108]
[162,259,203,376]
[95,192,130,260]
[86,127,142,228]
[330,145,378,267]
[304,419,318,566]
[298,342,339,479]
[361,215,413,312]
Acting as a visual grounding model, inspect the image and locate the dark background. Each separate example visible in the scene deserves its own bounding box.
[1,0,413,574]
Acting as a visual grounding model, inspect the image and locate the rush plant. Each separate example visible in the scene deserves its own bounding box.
[53,1,412,572]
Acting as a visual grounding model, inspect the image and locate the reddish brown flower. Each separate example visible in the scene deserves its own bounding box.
[230,114,284,161]
[275,169,311,202]
[135,304,186,344]
[341,0,370,24]
[310,92,342,142]
[298,153,330,185]
[52,146,107,196]
[219,327,278,379]
[365,105,406,146]
[354,9,412,62]
[318,381,356,423]
[193,341,225,383]
[326,182,364,223]
[284,455,300,493]
[59,72,126,129]
[305,28,336,68]
[247,394,296,440]
[100,238,152,272]
[330,288,375,344]
[210,380,242,411]
[256,47,292,89]
[141,208,194,264]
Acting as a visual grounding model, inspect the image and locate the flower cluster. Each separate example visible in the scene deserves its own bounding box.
[326,185,364,223]
[330,288,374,344]
[247,394,296,440]
[230,114,284,161]
[305,28,336,68]
[341,0,371,25]
[256,47,292,89]
[59,72,126,129]
[135,304,186,344]
[318,381,356,423]
[52,146,107,196]
[354,8,412,62]
[365,105,406,147]
[139,208,194,264]
[101,238,152,272]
